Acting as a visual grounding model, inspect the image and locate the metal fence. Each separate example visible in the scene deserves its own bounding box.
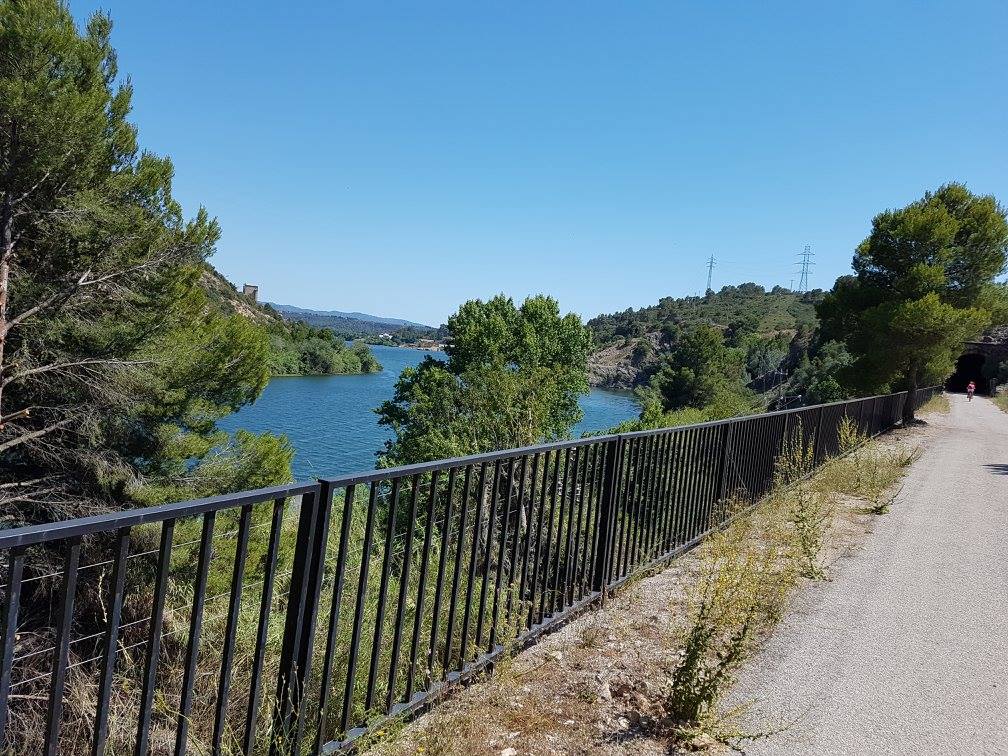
[0,387,940,754]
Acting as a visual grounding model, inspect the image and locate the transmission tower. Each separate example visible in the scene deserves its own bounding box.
[706,253,716,293]
[796,244,814,292]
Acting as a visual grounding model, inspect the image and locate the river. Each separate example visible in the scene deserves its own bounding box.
[218,344,639,480]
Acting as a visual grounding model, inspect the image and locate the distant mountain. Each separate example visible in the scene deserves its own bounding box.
[267,303,432,330]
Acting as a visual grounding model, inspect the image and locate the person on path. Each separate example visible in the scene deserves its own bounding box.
[967,380,976,400]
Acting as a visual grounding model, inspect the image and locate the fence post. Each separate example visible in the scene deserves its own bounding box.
[270,481,332,754]
[592,437,621,600]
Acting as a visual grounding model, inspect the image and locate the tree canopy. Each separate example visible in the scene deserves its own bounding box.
[0,0,291,520]
[819,183,1007,420]
[376,295,590,466]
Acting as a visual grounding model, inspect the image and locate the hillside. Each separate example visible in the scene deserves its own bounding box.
[270,302,446,345]
[200,265,382,375]
[587,283,822,390]
[269,302,432,330]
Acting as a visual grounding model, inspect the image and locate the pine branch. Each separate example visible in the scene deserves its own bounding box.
[0,417,74,454]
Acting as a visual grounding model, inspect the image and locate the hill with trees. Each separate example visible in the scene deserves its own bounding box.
[269,301,445,345]
[587,284,821,390]
[200,265,382,375]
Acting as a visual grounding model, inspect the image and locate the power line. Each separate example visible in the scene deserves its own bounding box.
[706,253,716,293]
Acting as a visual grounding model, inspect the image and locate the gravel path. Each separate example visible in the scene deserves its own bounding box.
[733,394,1008,755]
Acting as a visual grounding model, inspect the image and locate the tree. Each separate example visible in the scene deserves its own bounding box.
[376,294,590,466]
[785,339,853,405]
[0,1,289,523]
[819,183,1007,422]
[644,324,754,415]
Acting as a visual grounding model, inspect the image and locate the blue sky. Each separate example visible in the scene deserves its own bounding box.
[75,1,1007,326]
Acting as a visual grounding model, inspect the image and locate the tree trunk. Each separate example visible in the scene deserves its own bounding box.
[902,366,919,425]
[0,193,13,422]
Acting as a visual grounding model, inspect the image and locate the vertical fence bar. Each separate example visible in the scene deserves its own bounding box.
[93,528,130,756]
[536,453,560,624]
[659,432,679,553]
[292,482,338,751]
[427,467,456,679]
[444,465,473,671]
[136,519,174,756]
[504,456,529,625]
[387,475,422,711]
[567,447,590,603]
[341,482,379,734]
[245,499,286,753]
[175,512,216,756]
[520,454,543,627]
[0,548,24,747]
[557,448,580,612]
[488,460,515,652]
[406,472,439,703]
[475,462,503,648]
[459,463,488,664]
[578,444,603,598]
[365,479,400,711]
[528,453,552,628]
[271,486,321,754]
[44,538,81,756]
[212,506,251,756]
[592,438,620,594]
[315,484,356,751]
[547,449,573,617]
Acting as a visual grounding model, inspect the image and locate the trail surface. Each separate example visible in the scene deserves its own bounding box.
[735,394,1008,755]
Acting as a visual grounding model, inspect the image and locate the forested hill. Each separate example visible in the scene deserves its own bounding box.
[200,265,382,375]
[269,303,445,345]
[587,283,822,390]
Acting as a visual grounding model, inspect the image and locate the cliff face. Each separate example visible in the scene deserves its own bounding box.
[587,334,661,390]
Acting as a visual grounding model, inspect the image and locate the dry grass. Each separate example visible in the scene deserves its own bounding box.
[918,393,950,415]
[992,393,1008,414]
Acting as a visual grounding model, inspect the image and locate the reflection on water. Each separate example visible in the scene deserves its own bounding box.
[218,345,639,480]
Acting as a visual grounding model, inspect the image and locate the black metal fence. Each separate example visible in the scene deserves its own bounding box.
[0,387,940,754]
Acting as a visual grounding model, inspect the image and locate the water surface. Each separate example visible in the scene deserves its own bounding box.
[218,345,638,479]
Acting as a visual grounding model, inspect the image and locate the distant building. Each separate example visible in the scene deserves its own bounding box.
[242,284,258,302]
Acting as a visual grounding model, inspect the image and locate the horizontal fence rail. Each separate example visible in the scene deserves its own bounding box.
[0,387,940,754]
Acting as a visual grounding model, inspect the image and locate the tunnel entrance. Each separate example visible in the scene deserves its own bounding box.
[947,352,987,394]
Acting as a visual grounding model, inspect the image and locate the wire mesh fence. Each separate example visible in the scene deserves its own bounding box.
[0,386,940,754]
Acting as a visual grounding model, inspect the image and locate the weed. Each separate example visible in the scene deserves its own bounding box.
[652,497,796,751]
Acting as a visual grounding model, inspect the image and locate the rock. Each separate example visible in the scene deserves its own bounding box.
[599,680,612,701]
[501,748,517,756]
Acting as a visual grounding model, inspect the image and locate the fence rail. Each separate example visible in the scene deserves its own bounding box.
[0,387,941,754]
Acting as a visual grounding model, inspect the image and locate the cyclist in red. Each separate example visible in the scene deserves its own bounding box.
[967,380,976,401]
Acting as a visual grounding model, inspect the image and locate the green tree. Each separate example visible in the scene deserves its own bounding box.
[785,339,852,405]
[819,183,1007,422]
[645,324,754,415]
[0,0,290,522]
[376,294,590,465]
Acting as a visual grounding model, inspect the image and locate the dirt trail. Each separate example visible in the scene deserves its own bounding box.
[733,394,1008,755]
